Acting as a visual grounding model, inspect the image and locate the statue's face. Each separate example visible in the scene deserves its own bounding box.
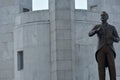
[100,12,108,22]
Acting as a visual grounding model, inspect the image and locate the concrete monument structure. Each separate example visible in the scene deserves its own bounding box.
[0,0,120,80]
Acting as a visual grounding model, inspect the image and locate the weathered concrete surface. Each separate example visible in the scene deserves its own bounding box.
[0,4,18,80]
[14,10,50,80]
[49,0,75,80]
[0,0,119,80]
[0,0,32,80]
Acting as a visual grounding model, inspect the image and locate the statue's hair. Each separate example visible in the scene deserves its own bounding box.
[101,11,109,19]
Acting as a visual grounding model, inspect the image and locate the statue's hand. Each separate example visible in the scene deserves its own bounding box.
[113,37,120,42]
[89,25,100,37]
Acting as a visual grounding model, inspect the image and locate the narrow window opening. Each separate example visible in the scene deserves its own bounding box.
[17,51,24,71]
[23,8,30,12]
[75,0,87,9]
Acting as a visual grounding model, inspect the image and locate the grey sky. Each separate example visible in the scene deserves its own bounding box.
[32,0,87,11]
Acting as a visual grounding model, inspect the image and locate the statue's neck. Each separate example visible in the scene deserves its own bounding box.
[102,21,108,25]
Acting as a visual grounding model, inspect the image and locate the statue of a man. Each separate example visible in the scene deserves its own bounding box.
[88,11,120,80]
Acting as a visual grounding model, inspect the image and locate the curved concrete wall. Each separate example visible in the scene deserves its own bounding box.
[14,10,50,80]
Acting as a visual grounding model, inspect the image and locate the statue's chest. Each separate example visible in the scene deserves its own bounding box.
[98,27,113,37]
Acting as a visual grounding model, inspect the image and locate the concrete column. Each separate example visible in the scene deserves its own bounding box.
[49,0,75,80]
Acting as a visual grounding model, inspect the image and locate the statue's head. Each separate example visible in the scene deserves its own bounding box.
[100,11,109,23]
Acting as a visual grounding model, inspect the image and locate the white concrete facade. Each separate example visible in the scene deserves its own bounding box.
[0,0,120,80]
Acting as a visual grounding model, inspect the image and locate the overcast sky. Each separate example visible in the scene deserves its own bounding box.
[32,0,87,10]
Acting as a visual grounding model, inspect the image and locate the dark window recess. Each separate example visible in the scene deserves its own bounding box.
[23,8,30,12]
[17,51,24,71]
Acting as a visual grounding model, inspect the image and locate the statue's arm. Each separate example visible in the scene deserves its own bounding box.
[113,27,120,42]
[88,25,99,37]
[88,29,96,37]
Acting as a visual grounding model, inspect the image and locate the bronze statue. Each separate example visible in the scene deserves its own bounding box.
[88,11,120,80]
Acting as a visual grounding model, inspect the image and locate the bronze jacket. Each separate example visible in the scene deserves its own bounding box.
[89,23,119,62]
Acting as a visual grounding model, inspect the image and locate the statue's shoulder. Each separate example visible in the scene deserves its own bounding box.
[108,24,115,29]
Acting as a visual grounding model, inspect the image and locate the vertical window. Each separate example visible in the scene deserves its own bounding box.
[32,0,48,11]
[75,0,87,9]
[17,51,24,71]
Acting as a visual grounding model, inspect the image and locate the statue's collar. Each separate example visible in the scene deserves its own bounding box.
[102,23,108,26]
